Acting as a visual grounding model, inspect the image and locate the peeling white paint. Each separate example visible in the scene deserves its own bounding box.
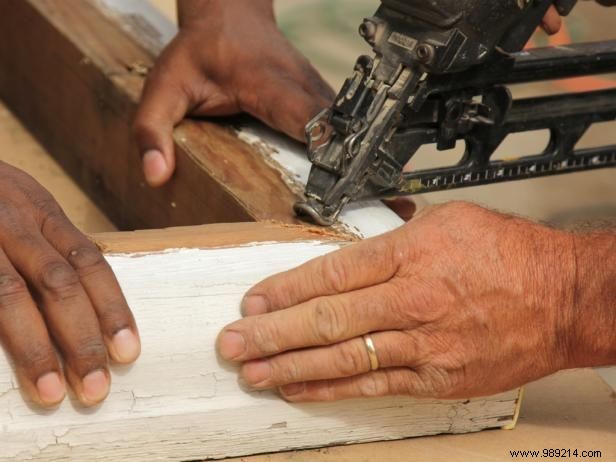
[0,242,519,460]
[238,123,405,239]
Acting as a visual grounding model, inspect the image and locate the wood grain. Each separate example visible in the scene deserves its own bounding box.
[0,0,405,237]
[0,0,295,230]
[92,222,350,254]
[0,224,520,461]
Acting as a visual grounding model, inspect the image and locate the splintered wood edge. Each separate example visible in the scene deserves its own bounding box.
[503,387,524,430]
[91,222,352,254]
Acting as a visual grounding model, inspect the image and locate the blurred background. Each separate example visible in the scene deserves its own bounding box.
[153,0,616,228]
[1,0,614,232]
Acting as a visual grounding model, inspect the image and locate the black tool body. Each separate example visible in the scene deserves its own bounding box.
[297,0,616,226]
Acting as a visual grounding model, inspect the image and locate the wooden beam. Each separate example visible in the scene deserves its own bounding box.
[0,0,263,229]
[0,0,401,237]
[0,223,521,462]
[92,222,349,253]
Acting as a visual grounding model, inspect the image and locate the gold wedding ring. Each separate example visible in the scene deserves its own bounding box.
[362,334,380,371]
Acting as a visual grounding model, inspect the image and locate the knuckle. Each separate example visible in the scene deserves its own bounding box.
[10,232,39,249]
[0,202,23,229]
[386,236,411,273]
[333,341,368,377]
[33,195,62,220]
[274,358,300,384]
[96,303,131,332]
[132,117,155,138]
[66,246,108,276]
[403,366,455,397]
[439,201,484,222]
[250,320,283,356]
[320,255,348,294]
[322,380,336,401]
[264,89,288,119]
[15,344,54,372]
[72,337,108,364]
[363,237,391,264]
[358,373,390,397]
[387,369,421,396]
[312,299,345,344]
[0,273,29,305]
[380,334,410,367]
[39,261,80,299]
[237,88,260,117]
[8,233,45,252]
[386,280,416,323]
[424,367,457,396]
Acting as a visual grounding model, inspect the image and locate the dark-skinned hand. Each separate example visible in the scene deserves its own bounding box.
[0,162,140,408]
[134,0,334,187]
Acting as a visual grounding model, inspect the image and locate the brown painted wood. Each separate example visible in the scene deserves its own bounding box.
[92,222,348,254]
[0,0,302,231]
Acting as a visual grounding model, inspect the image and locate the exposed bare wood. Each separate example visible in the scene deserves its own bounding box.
[92,221,349,253]
[0,0,301,229]
[0,0,402,237]
[0,223,521,462]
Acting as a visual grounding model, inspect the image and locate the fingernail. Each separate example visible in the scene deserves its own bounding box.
[243,360,271,386]
[241,295,269,317]
[112,329,141,363]
[218,331,246,360]
[36,372,65,405]
[82,370,109,404]
[280,382,305,398]
[142,149,167,185]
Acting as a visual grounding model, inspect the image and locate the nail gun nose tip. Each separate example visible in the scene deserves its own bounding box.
[294,201,335,227]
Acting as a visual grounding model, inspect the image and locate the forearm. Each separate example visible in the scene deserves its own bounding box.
[177,0,274,28]
[568,231,616,368]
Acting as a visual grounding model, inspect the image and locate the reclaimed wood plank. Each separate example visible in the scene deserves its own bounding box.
[0,223,520,461]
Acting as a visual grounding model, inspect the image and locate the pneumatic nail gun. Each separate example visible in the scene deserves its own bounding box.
[296,0,616,225]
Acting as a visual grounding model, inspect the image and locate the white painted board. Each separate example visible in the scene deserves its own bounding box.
[0,241,519,461]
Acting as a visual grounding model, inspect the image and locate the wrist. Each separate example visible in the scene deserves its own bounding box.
[177,0,275,29]
[525,225,578,374]
[567,231,616,369]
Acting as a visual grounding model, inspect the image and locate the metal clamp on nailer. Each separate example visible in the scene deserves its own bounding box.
[295,0,616,226]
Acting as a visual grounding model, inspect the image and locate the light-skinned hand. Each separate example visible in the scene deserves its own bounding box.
[217,202,615,402]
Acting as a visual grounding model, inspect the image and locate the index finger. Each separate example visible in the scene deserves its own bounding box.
[241,231,403,316]
[220,282,407,362]
[42,212,140,365]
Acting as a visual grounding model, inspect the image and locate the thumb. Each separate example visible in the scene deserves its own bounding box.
[541,5,562,35]
[133,73,191,187]
[383,198,417,222]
